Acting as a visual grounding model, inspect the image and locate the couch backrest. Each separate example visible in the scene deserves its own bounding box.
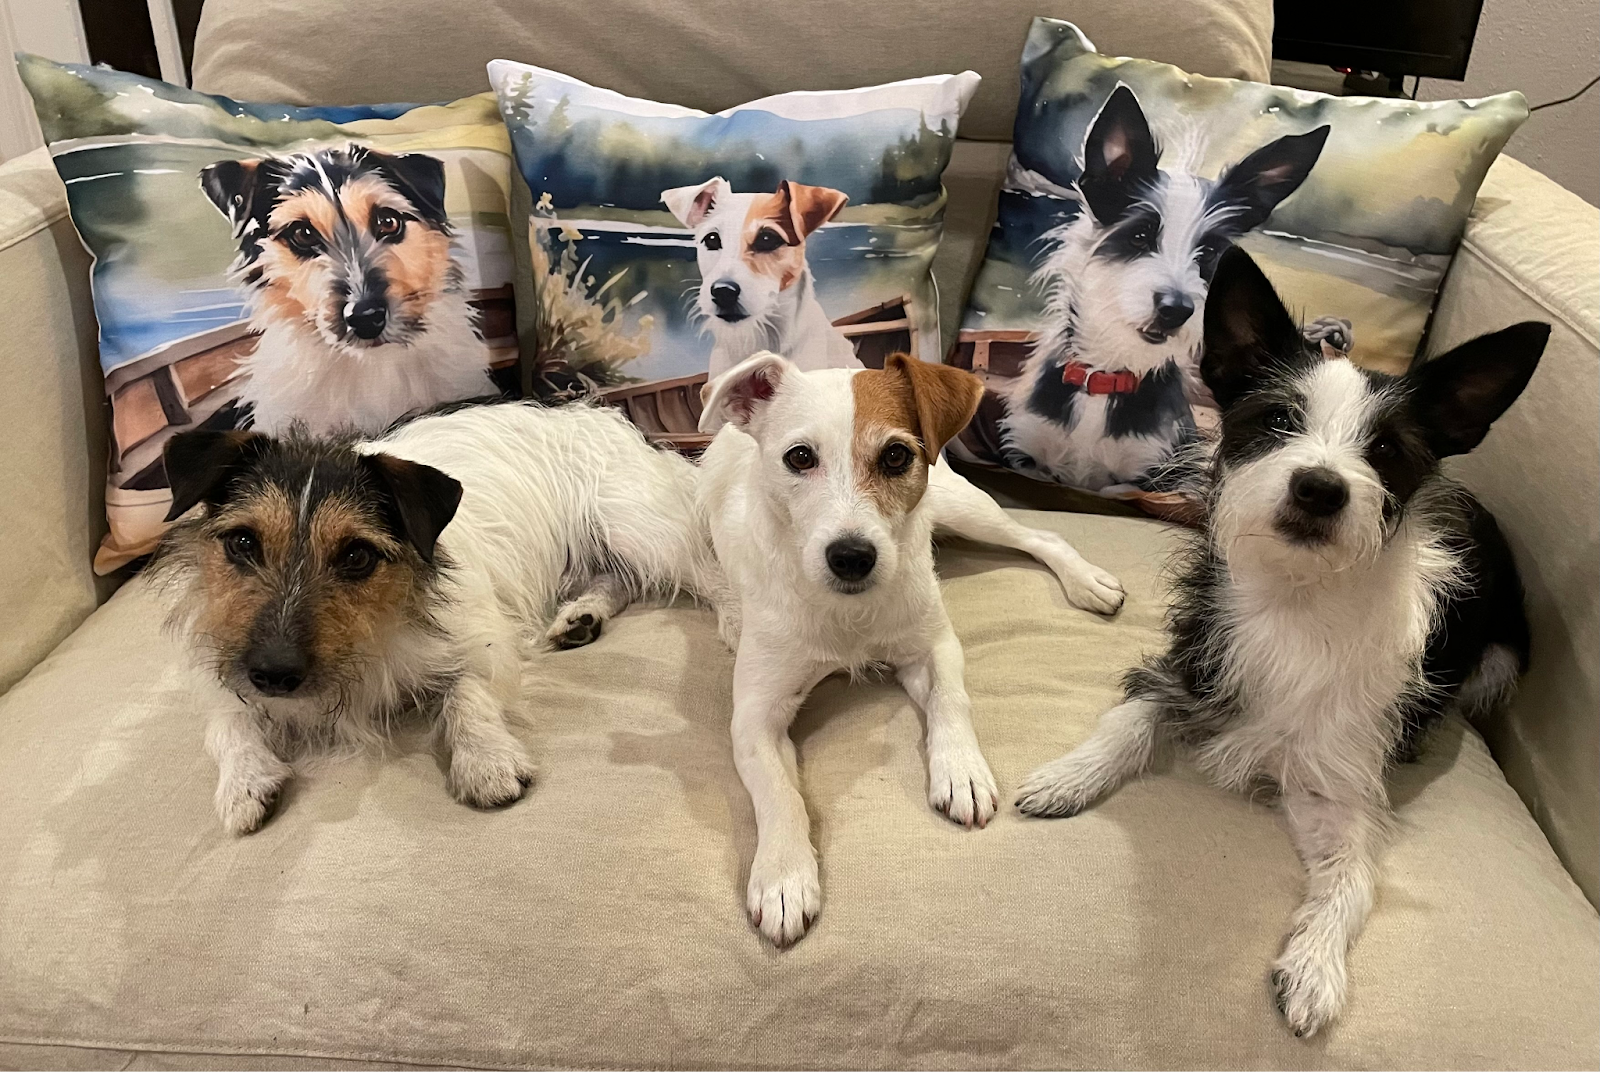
[190,0,1272,141]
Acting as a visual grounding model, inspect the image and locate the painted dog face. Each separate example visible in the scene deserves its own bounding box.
[663,177,848,329]
[201,146,456,351]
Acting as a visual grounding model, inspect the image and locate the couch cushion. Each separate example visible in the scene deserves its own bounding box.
[0,511,1595,1069]
[190,0,1272,143]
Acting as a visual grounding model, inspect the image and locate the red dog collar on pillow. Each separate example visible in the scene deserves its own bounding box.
[1061,360,1140,395]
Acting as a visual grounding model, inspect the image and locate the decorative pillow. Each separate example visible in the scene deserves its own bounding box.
[950,19,1528,511]
[17,56,524,572]
[488,60,978,444]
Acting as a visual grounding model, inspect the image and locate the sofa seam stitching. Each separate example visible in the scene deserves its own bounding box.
[0,205,71,257]
[1456,236,1600,350]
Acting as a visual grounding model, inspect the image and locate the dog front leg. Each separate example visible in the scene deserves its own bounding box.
[732,643,824,946]
[441,606,537,808]
[207,697,292,836]
[1272,791,1387,1038]
[897,624,999,828]
[1014,699,1162,817]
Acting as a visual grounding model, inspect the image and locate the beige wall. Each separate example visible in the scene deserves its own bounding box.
[1419,0,1599,205]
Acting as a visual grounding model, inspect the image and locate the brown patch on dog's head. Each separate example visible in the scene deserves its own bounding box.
[848,355,983,517]
[740,180,849,290]
[154,427,462,707]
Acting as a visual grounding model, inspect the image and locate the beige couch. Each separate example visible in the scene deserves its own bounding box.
[2,1,1597,1067]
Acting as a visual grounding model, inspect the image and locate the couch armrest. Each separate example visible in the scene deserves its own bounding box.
[0,147,111,694]
[1428,154,1600,905]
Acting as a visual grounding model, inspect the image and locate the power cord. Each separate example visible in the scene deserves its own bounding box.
[1407,73,1597,111]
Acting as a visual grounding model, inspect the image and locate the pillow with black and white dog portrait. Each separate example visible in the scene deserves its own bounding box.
[949,19,1527,515]
[18,56,523,571]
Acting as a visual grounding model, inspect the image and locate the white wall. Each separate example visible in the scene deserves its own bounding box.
[1,0,89,162]
[1419,0,1600,205]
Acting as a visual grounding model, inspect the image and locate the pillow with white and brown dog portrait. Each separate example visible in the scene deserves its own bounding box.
[949,19,1528,515]
[488,59,978,448]
[18,56,523,571]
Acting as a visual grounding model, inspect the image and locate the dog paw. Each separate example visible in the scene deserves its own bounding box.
[448,741,537,809]
[545,606,604,650]
[1061,561,1126,615]
[1271,933,1347,1039]
[1014,752,1102,818]
[215,762,291,836]
[747,844,822,947]
[927,743,999,828]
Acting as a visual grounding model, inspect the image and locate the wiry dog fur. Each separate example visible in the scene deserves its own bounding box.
[201,145,496,436]
[153,402,725,835]
[992,85,1329,490]
[1015,248,1548,1038]
[697,351,1125,946]
[662,177,859,381]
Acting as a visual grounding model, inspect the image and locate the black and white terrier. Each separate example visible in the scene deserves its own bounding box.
[200,145,497,436]
[1015,247,1548,1037]
[998,85,1330,491]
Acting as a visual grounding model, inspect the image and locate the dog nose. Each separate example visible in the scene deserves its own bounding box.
[1153,291,1195,331]
[825,537,878,584]
[1289,467,1348,518]
[245,642,308,697]
[346,299,387,340]
[709,281,741,310]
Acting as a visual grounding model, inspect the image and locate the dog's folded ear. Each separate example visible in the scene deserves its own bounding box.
[775,181,849,243]
[1200,246,1307,409]
[699,351,794,434]
[360,453,463,564]
[163,429,270,521]
[199,158,264,230]
[885,353,984,464]
[1212,125,1331,232]
[663,177,730,229]
[1407,322,1548,458]
[1078,84,1160,224]
[369,149,449,228]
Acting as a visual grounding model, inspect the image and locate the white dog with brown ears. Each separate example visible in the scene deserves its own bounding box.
[697,350,1125,946]
[663,177,861,380]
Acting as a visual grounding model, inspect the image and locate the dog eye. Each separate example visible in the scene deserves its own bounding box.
[751,228,786,253]
[1370,434,1399,459]
[282,220,321,254]
[221,528,261,567]
[335,539,380,581]
[371,207,404,241]
[1265,408,1296,434]
[1128,222,1157,250]
[879,443,914,474]
[783,445,817,473]
[702,232,722,251]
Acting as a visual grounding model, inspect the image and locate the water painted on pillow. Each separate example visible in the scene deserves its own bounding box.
[949,19,1527,512]
[18,56,523,571]
[490,60,978,447]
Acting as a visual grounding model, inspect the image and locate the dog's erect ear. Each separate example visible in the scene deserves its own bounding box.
[1212,125,1330,232]
[360,453,463,564]
[773,180,849,243]
[369,149,450,228]
[1199,246,1308,409]
[1406,322,1548,458]
[885,353,983,464]
[662,177,730,229]
[1078,84,1160,224]
[698,351,794,434]
[199,158,264,230]
[162,430,269,521]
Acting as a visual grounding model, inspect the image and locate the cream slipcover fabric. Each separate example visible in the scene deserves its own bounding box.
[188,0,1273,142]
[1,512,1596,1070]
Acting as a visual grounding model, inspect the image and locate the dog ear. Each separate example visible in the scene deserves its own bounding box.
[360,453,463,564]
[1406,322,1548,458]
[370,149,450,228]
[1212,125,1330,232]
[199,158,263,230]
[885,353,983,464]
[1199,246,1307,409]
[1078,84,1160,224]
[162,430,269,521]
[698,351,794,434]
[776,181,849,242]
[662,177,729,229]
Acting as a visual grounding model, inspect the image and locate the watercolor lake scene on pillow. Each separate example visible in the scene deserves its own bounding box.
[948,19,1527,514]
[18,56,523,571]
[489,60,978,448]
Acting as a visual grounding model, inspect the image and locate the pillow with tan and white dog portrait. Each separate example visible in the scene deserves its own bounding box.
[488,59,979,448]
[18,56,523,572]
[949,19,1528,515]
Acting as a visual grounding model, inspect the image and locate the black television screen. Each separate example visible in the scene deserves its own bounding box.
[1273,0,1487,80]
